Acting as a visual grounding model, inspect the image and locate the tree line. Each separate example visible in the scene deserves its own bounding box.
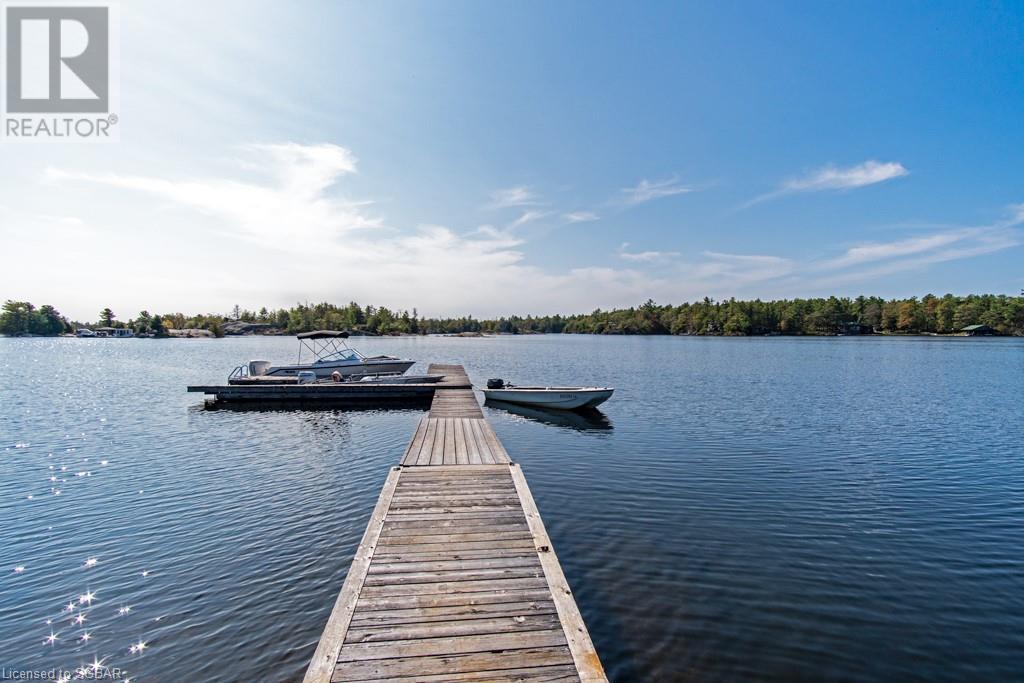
[2,293,1022,337]
[0,301,69,336]
[507,294,1024,336]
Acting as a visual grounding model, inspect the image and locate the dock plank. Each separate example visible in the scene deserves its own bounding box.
[362,565,545,586]
[342,664,581,683]
[348,599,557,627]
[440,418,452,465]
[368,556,540,574]
[400,417,428,466]
[330,646,576,681]
[345,613,563,644]
[336,630,569,662]
[432,418,447,466]
[371,549,538,565]
[355,588,556,612]
[454,417,469,464]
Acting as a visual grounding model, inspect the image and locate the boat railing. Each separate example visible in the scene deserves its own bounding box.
[228,364,249,381]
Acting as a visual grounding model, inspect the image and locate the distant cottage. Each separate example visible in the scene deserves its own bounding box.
[960,324,996,336]
[837,321,874,335]
[94,326,133,338]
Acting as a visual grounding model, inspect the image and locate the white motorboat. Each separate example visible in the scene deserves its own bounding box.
[481,379,614,410]
[229,330,415,381]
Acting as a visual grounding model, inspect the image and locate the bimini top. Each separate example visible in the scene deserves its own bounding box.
[296,330,350,340]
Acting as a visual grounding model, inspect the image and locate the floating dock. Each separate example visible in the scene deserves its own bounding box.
[186,365,470,405]
[304,364,607,682]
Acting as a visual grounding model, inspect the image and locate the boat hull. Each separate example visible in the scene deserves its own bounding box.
[264,359,415,378]
[481,387,613,410]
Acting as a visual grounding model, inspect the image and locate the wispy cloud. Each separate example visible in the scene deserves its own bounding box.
[693,251,796,283]
[243,142,358,192]
[45,142,380,248]
[508,210,550,229]
[618,242,680,262]
[621,177,693,205]
[744,160,908,207]
[658,208,1021,293]
[785,160,908,192]
[809,235,1020,288]
[563,211,599,224]
[807,209,1022,285]
[486,185,541,209]
[816,229,982,270]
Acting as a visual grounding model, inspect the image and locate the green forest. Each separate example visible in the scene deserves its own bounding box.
[3,293,1023,337]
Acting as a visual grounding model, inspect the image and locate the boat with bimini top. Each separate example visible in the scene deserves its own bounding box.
[229,330,415,381]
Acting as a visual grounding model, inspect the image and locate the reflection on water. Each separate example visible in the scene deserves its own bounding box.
[2,335,1023,682]
[194,397,432,412]
[484,398,613,432]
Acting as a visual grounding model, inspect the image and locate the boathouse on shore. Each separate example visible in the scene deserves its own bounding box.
[837,322,874,335]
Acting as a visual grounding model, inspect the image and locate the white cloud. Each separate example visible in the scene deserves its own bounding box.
[563,211,599,224]
[744,160,908,207]
[693,251,796,283]
[809,236,1020,288]
[1007,203,1024,224]
[618,242,680,262]
[817,228,981,269]
[45,142,379,250]
[621,177,693,205]
[807,211,1022,286]
[508,210,550,229]
[817,207,1023,272]
[244,142,358,192]
[785,160,908,192]
[613,247,796,293]
[471,224,510,240]
[486,185,541,209]
[617,211,1019,294]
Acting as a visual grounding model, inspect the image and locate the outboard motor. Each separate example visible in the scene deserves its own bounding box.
[486,378,505,389]
[248,360,271,376]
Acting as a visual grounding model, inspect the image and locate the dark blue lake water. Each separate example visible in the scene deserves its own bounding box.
[1,335,1022,681]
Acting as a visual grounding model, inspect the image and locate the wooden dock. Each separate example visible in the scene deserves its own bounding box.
[186,365,471,405]
[304,364,607,682]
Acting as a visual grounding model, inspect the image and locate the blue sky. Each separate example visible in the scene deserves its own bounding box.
[2,0,1023,320]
